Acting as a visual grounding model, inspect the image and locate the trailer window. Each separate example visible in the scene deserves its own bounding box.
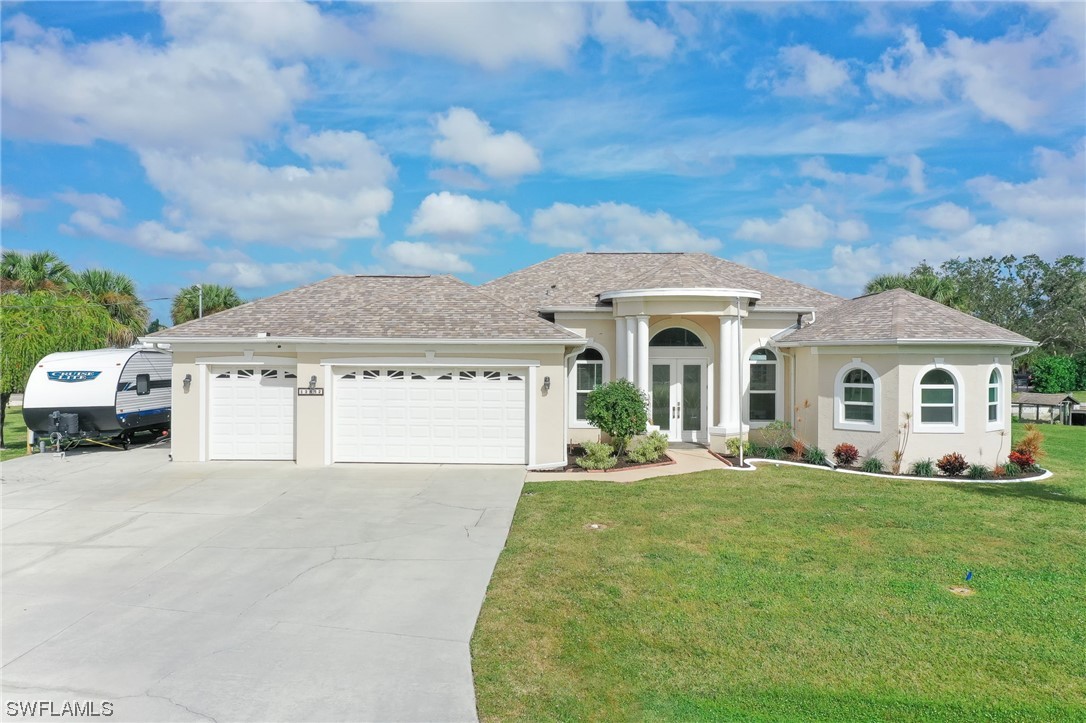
[136,374,150,395]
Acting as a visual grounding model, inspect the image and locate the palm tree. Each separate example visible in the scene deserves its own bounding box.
[0,250,75,293]
[171,284,244,325]
[72,269,149,346]
[864,271,964,309]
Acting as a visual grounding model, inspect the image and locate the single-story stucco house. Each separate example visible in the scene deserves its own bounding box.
[146,252,1035,468]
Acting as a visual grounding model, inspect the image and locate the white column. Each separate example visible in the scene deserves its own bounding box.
[718,315,740,433]
[614,318,627,381]
[625,317,636,381]
[636,315,650,398]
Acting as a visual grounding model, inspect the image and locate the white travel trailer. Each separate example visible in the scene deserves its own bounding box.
[22,348,171,445]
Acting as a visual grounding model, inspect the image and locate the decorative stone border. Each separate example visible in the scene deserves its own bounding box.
[532,452,676,475]
[722,457,1053,484]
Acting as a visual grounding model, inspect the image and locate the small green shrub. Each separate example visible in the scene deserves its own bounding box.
[626,431,669,464]
[967,464,991,479]
[576,441,617,470]
[583,379,648,457]
[910,458,935,477]
[936,452,968,476]
[724,437,751,457]
[762,420,794,449]
[762,445,785,460]
[833,443,859,466]
[1002,461,1023,476]
[803,445,828,465]
[861,457,884,473]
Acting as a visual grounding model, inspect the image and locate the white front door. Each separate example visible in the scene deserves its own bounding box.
[650,360,706,443]
[332,367,527,464]
[209,367,297,460]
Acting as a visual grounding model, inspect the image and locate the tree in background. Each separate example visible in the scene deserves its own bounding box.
[0,250,75,293]
[72,268,149,346]
[864,262,965,309]
[0,292,120,445]
[171,284,244,325]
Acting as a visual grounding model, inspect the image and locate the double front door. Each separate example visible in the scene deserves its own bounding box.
[651,360,706,443]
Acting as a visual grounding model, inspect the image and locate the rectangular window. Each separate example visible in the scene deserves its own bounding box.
[921,406,954,424]
[750,393,775,421]
[988,387,998,422]
[575,362,603,421]
[135,373,150,396]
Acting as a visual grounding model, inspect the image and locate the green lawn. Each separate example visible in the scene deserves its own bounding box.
[472,423,1086,721]
[1,407,28,462]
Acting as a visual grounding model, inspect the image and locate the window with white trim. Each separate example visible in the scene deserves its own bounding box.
[748,348,777,422]
[833,362,881,432]
[919,369,957,425]
[988,368,1001,425]
[574,348,604,422]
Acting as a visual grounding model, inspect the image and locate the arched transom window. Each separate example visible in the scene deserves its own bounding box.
[650,328,704,347]
[748,348,777,422]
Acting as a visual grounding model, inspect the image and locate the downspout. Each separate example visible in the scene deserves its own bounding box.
[736,295,744,467]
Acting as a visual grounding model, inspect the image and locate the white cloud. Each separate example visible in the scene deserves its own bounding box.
[798,157,892,194]
[0,15,307,151]
[432,108,541,181]
[139,130,395,247]
[867,22,1084,132]
[203,258,345,289]
[1,192,24,227]
[530,202,720,252]
[406,192,520,238]
[60,202,206,258]
[968,145,1085,224]
[732,249,770,271]
[750,45,856,99]
[427,168,489,191]
[890,153,926,194]
[55,191,123,220]
[735,205,868,249]
[917,202,975,232]
[365,3,587,70]
[384,241,474,274]
[590,3,676,59]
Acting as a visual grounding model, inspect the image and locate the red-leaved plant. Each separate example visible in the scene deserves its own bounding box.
[1008,450,1034,468]
[936,452,968,476]
[833,443,859,466]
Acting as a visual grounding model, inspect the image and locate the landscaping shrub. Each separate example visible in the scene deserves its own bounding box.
[762,445,785,460]
[576,441,617,470]
[936,452,968,476]
[968,464,991,480]
[1008,450,1034,468]
[833,443,859,466]
[724,437,751,457]
[992,465,1007,478]
[910,458,935,477]
[583,379,648,457]
[1014,424,1045,463]
[1030,354,1077,393]
[761,420,794,449]
[626,431,669,464]
[803,445,828,465]
[860,457,884,473]
[790,439,807,461]
[1003,461,1022,476]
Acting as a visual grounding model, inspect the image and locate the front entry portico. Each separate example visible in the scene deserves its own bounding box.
[651,359,706,443]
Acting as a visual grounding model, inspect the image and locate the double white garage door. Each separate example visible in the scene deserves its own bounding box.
[209,365,527,464]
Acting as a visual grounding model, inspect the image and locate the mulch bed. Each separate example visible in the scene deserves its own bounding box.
[535,446,676,474]
[715,452,1045,481]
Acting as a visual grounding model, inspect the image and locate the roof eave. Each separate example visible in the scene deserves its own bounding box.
[140,335,583,345]
[776,338,1038,348]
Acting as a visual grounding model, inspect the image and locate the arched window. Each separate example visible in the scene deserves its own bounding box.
[650,328,704,347]
[573,347,604,423]
[919,368,958,427]
[988,368,1002,428]
[748,348,777,422]
[835,362,880,431]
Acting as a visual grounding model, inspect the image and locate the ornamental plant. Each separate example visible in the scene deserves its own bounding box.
[936,452,968,476]
[583,379,648,458]
[910,458,935,477]
[803,445,828,465]
[1013,425,1045,465]
[1008,450,1034,468]
[576,441,617,470]
[833,443,859,466]
[861,457,884,473]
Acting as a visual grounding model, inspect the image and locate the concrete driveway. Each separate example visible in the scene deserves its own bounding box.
[1,444,525,722]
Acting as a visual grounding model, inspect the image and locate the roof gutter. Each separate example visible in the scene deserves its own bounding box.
[139,336,583,346]
[775,338,1039,348]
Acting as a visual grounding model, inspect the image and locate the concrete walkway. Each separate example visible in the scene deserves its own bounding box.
[2,444,524,722]
[525,445,731,483]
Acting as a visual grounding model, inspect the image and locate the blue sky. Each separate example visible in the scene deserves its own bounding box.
[2,2,1083,324]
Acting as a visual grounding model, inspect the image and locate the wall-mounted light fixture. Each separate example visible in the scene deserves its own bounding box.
[309,375,318,390]
[183,373,192,392]
[543,375,551,392]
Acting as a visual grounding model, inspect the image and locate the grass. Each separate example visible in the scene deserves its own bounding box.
[472,422,1086,721]
[1,407,28,462]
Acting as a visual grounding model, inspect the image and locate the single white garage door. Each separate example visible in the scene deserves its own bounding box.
[333,367,527,464]
[209,367,297,460]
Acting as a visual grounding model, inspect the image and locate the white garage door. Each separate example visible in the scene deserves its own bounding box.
[333,367,527,464]
[209,367,296,460]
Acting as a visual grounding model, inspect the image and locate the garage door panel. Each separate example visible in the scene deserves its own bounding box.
[210,367,296,461]
[333,368,526,464]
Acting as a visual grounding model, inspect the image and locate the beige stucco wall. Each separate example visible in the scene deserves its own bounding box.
[167,344,572,467]
[794,346,1015,469]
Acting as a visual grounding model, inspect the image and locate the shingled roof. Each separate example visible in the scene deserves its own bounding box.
[480,252,843,312]
[778,288,1035,346]
[147,275,581,341]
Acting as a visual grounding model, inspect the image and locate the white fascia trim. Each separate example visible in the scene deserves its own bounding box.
[599,287,762,301]
[750,307,817,314]
[777,338,1038,348]
[539,306,611,314]
[318,357,541,367]
[151,336,580,346]
[196,355,298,365]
